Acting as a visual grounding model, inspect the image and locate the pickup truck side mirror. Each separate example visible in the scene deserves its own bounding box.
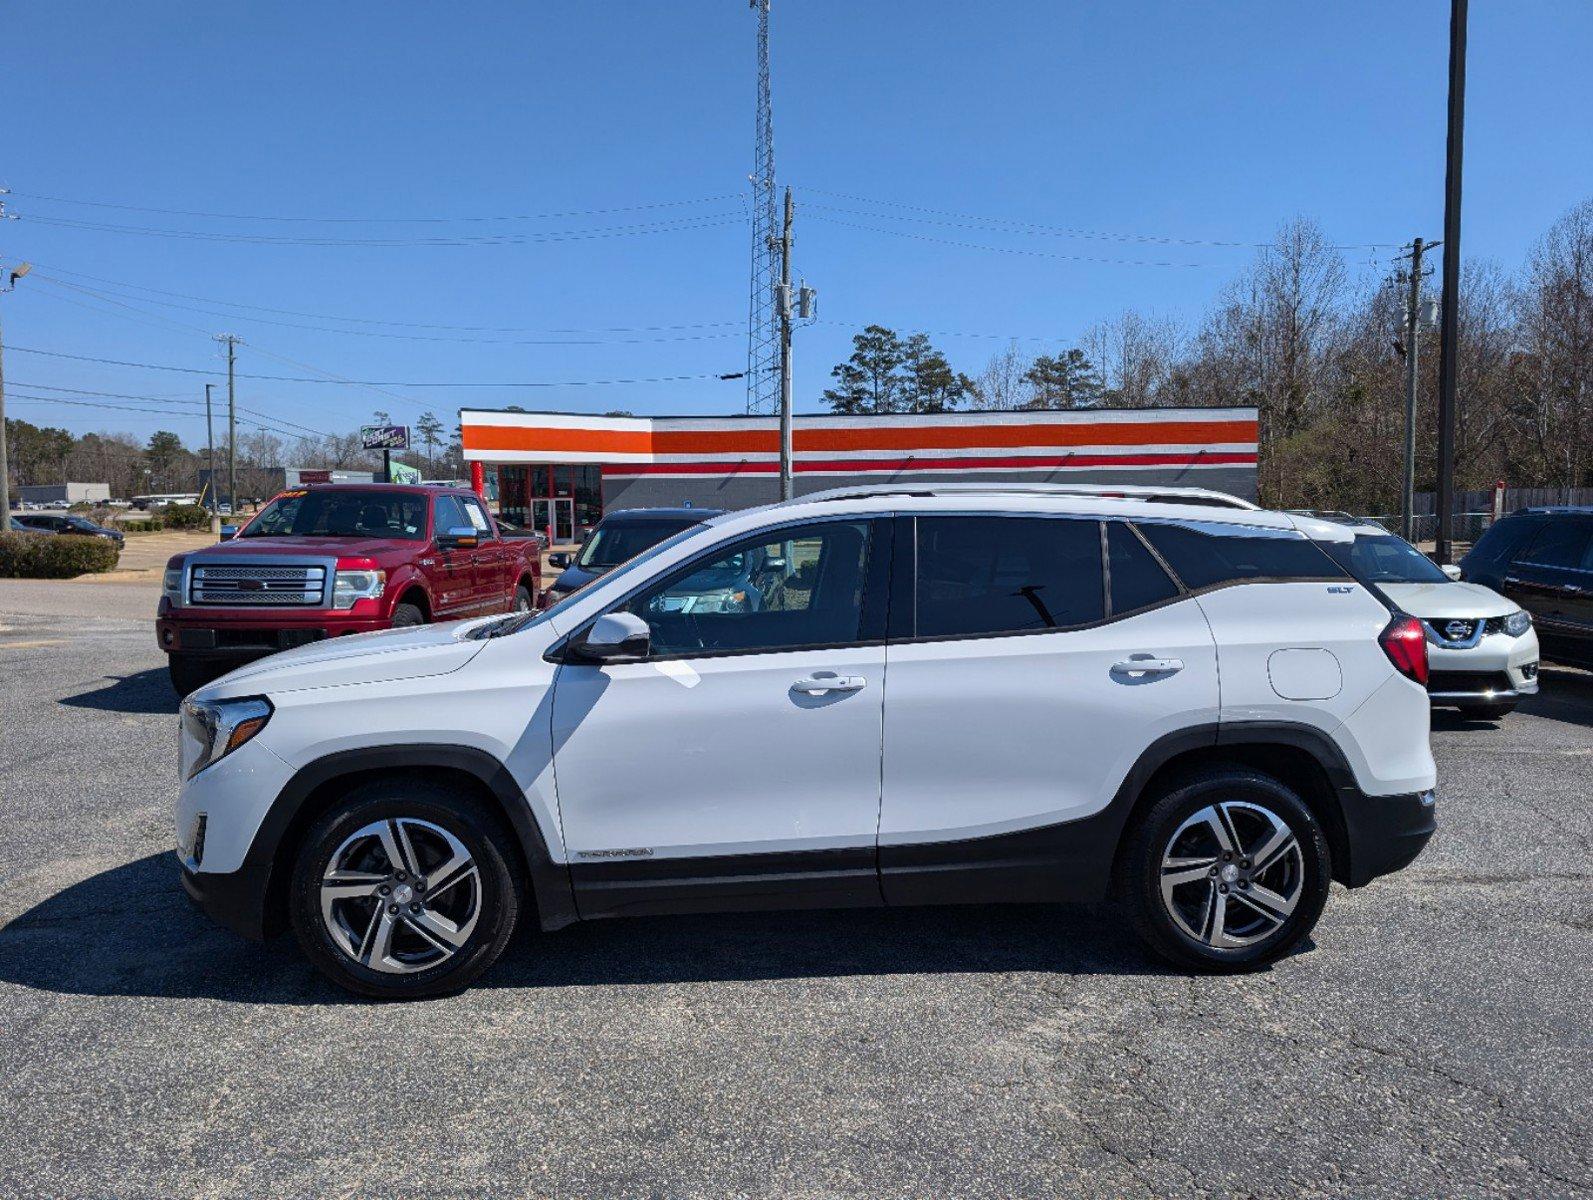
[547,551,571,569]
[571,611,651,663]
[219,524,239,541]
[437,525,480,551]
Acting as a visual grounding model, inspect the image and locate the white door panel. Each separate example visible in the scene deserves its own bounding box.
[552,647,885,859]
[879,600,1219,844]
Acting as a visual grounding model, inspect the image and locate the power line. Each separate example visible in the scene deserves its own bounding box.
[6,380,331,436]
[25,271,741,346]
[12,210,743,248]
[18,261,743,333]
[6,189,742,224]
[805,214,1212,268]
[5,345,740,388]
[3,391,325,441]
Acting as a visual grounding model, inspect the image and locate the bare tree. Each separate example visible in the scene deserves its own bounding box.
[972,341,1033,410]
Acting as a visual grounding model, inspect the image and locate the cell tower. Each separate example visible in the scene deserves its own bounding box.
[745,0,780,414]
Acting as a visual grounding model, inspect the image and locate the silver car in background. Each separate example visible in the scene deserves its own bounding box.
[1321,518,1539,719]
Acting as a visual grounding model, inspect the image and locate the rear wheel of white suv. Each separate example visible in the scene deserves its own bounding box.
[1118,767,1331,972]
[288,779,524,998]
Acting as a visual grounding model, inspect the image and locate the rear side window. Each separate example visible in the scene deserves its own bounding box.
[1106,523,1180,613]
[1134,522,1346,590]
[915,516,1104,638]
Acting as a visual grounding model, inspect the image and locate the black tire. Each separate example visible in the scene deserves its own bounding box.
[513,583,533,613]
[390,601,426,628]
[1458,702,1513,721]
[1117,767,1331,973]
[288,779,524,999]
[168,653,222,696]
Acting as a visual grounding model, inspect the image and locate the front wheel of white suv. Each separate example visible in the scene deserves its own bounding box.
[288,779,524,998]
[1117,768,1332,972]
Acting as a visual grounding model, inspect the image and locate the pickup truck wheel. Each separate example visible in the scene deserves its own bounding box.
[391,602,425,628]
[1117,767,1331,973]
[288,780,524,999]
[513,584,533,613]
[168,654,220,696]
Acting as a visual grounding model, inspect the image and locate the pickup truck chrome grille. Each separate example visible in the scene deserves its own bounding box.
[189,563,327,607]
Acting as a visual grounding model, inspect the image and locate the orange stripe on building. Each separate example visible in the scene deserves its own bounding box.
[463,418,1258,458]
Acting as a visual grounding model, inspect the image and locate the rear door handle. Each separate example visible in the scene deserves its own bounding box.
[791,673,866,694]
[1111,656,1184,677]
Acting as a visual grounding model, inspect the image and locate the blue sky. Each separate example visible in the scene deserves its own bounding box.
[5,0,1591,448]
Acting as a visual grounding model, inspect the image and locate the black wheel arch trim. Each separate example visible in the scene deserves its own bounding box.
[195,743,577,941]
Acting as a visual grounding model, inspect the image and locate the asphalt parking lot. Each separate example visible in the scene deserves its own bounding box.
[1,580,1589,1199]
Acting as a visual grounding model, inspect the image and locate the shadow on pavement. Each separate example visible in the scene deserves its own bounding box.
[59,668,179,715]
[0,852,1184,1004]
[1518,665,1593,729]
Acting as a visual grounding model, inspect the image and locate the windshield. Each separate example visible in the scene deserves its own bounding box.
[241,489,428,541]
[1341,533,1450,584]
[576,518,698,569]
[472,523,709,638]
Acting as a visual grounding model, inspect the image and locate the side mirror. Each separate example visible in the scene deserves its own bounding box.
[438,525,480,551]
[219,524,239,541]
[548,552,571,569]
[573,611,651,663]
[1441,563,1462,581]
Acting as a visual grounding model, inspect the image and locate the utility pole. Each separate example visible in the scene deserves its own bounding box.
[1397,237,1438,541]
[777,187,794,500]
[217,335,239,516]
[0,257,30,523]
[1435,0,1468,564]
[203,383,217,515]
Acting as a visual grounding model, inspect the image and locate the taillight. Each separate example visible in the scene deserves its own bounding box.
[1379,615,1429,685]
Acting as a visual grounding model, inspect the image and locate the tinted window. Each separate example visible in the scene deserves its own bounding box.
[915,516,1103,638]
[625,520,873,656]
[432,494,470,535]
[1135,522,1345,590]
[579,518,698,569]
[243,489,428,540]
[1516,521,1592,571]
[1107,522,1180,613]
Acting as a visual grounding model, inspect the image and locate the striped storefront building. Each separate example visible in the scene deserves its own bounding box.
[460,406,1259,542]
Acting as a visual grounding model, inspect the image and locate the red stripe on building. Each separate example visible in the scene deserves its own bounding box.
[604,452,1258,477]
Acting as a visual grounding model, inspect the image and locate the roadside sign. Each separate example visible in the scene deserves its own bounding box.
[297,470,332,484]
[361,425,409,451]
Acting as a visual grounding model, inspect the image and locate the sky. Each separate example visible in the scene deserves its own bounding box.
[4,0,1591,451]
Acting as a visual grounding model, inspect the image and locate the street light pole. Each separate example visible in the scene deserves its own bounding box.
[1435,0,1468,563]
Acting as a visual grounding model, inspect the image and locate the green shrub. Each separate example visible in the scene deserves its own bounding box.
[0,532,121,578]
[121,519,164,533]
[161,504,212,530]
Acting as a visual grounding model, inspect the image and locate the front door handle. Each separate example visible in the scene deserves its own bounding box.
[791,673,866,694]
[1111,656,1184,677]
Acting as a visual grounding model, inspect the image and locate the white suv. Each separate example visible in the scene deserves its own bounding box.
[175,486,1438,997]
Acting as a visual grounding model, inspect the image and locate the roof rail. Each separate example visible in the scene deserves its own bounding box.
[793,482,1261,510]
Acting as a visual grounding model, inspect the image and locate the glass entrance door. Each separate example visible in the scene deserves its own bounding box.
[530,498,575,545]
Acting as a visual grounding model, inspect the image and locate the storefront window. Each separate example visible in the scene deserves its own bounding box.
[497,466,531,526]
[574,465,602,535]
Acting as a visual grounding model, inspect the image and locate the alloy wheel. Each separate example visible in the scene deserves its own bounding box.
[1159,801,1303,949]
[320,817,482,974]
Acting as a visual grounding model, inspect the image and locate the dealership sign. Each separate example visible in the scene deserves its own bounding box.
[361,425,409,451]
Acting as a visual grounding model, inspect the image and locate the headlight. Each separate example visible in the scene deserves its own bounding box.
[181,696,273,780]
[1503,609,1532,637]
[332,557,386,608]
[163,567,183,603]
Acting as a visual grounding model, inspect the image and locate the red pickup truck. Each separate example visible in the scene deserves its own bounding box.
[157,483,541,694]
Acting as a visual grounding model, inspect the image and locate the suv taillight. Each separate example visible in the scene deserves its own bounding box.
[1379,615,1429,685]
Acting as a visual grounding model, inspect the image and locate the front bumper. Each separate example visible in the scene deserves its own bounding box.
[158,609,390,657]
[1425,627,1540,706]
[1340,788,1438,887]
[180,860,273,940]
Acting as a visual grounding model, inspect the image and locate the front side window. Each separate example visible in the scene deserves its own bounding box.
[432,495,470,536]
[915,516,1104,639]
[460,496,493,534]
[242,489,428,540]
[1134,522,1346,590]
[1516,521,1593,571]
[623,520,874,657]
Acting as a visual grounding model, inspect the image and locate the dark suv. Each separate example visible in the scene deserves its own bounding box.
[12,512,126,548]
[1461,507,1593,669]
